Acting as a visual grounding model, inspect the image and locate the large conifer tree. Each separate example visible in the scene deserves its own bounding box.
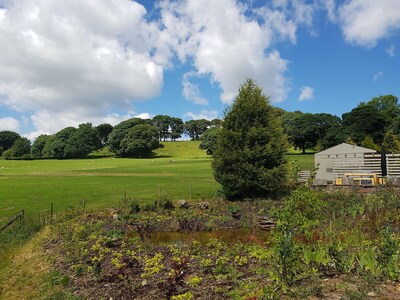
[212,79,289,199]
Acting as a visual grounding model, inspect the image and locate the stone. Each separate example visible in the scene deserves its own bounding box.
[198,201,209,209]
[177,199,189,209]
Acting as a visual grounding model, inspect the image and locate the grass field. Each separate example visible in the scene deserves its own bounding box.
[0,141,314,220]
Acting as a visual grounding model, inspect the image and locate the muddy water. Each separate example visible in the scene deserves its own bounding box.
[149,228,271,244]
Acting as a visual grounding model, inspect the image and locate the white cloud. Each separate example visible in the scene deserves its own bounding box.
[158,0,293,104]
[0,0,321,136]
[0,117,19,131]
[0,0,163,119]
[373,71,384,81]
[292,0,314,27]
[323,0,337,22]
[386,45,396,57]
[133,113,152,120]
[184,110,218,121]
[338,0,400,47]
[298,86,314,101]
[182,73,208,105]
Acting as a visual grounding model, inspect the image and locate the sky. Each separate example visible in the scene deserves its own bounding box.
[0,0,399,140]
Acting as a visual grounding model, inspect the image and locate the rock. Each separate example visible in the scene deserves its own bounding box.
[367,292,376,297]
[177,199,189,209]
[112,212,119,221]
[198,201,209,209]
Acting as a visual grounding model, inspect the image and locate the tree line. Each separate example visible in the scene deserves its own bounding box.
[0,116,222,159]
[1,94,400,160]
[282,94,400,154]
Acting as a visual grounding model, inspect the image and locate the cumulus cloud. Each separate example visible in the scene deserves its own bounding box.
[338,0,400,47]
[0,0,321,137]
[298,86,314,101]
[0,0,163,126]
[184,110,218,121]
[386,45,396,57]
[0,117,20,131]
[323,0,337,22]
[158,0,295,104]
[373,71,384,81]
[182,73,208,105]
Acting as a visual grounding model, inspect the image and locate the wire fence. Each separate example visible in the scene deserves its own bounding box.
[0,180,221,232]
[0,200,88,232]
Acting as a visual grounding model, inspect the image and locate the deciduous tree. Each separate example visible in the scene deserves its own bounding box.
[0,130,20,151]
[119,124,160,157]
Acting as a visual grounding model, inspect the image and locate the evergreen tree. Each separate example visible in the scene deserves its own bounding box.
[212,79,289,199]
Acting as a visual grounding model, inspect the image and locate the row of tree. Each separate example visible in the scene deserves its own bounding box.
[0,117,222,159]
[282,95,400,153]
[1,95,400,160]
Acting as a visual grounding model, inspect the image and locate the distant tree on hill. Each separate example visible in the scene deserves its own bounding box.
[284,112,340,153]
[0,130,21,151]
[63,123,102,158]
[212,79,289,200]
[210,118,222,128]
[31,134,51,158]
[199,127,220,155]
[107,118,145,153]
[51,127,76,158]
[96,123,114,145]
[169,117,184,141]
[152,115,171,141]
[184,119,210,140]
[3,137,31,159]
[119,124,160,157]
[342,104,386,145]
[365,95,400,130]
[42,135,56,158]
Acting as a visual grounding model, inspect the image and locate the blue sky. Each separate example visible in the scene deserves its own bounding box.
[0,0,399,139]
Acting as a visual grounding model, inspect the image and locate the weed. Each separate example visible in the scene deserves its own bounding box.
[171,291,193,300]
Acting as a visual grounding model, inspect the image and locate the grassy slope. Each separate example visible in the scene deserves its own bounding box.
[0,227,57,300]
[0,141,314,219]
[0,142,214,219]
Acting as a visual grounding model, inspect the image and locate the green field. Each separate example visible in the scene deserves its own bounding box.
[0,141,314,220]
[287,153,315,171]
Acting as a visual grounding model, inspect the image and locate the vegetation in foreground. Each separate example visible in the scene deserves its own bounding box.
[3,187,400,299]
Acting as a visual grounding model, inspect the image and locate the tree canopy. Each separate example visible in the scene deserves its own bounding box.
[342,104,386,144]
[119,124,160,157]
[0,130,21,151]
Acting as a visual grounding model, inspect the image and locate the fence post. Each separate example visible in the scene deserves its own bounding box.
[50,203,54,224]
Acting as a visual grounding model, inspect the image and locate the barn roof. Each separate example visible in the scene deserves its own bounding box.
[315,143,377,156]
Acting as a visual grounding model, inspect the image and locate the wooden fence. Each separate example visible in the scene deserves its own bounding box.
[333,153,400,180]
[0,210,24,231]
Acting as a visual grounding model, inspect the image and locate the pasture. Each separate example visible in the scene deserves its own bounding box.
[0,141,314,220]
